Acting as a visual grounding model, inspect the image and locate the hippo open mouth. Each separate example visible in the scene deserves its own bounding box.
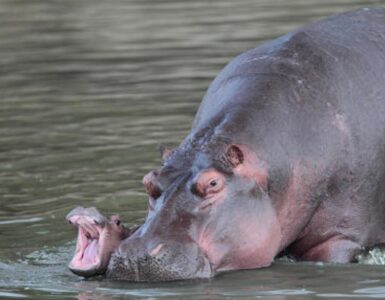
[72,226,100,273]
[66,207,130,277]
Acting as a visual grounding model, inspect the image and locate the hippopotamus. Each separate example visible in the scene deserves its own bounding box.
[67,8,385,281]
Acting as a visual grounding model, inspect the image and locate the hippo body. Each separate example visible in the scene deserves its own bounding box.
[68,8,385,281]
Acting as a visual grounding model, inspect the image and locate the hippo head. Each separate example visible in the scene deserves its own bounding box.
[66,207,132,277]
[107,142,283,281]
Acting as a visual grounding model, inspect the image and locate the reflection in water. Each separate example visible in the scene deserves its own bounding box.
[1,0,385,298]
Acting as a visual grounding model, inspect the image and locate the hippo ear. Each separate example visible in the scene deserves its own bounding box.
[159,145,174,161]
[224,145,244,168]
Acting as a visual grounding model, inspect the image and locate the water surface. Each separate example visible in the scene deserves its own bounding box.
[1,0,385,299]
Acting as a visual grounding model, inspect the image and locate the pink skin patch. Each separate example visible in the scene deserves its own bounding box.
[276,161,328,252]
[193,148,282,272]
[301,236,361,263]
[276,162,315,250]
[149,243,164,257]
[198,195,282,272]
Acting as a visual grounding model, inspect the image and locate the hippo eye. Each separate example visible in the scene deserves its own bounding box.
[205,176,225,197]
[209,180,217,187]
[115,219,121,226]
[192,169,225,199]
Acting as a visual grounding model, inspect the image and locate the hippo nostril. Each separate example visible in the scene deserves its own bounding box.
[149,243,164,257]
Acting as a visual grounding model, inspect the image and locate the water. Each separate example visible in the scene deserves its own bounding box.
[1,0,385,299]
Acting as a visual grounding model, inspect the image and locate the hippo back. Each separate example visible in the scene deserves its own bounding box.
[188,7,385,166]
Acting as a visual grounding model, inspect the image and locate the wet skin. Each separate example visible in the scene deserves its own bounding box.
[68,8,385,281]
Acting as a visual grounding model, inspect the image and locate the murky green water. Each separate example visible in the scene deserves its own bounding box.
[1,0,385,299]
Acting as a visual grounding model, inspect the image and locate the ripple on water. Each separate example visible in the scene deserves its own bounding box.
[0,291,27,299]
[0,217,43,226]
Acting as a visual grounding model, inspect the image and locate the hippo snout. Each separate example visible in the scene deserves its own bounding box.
[106,237,213,281]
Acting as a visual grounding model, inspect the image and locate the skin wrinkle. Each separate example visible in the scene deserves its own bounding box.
[276,161,324,252]
[209,72,307,97]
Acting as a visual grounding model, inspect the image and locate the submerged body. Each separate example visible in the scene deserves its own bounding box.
[68,8,385,281]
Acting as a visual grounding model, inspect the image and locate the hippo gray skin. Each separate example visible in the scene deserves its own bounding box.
[67,8,385,281]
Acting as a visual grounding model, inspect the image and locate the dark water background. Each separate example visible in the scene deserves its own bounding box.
[1,0,385,299]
